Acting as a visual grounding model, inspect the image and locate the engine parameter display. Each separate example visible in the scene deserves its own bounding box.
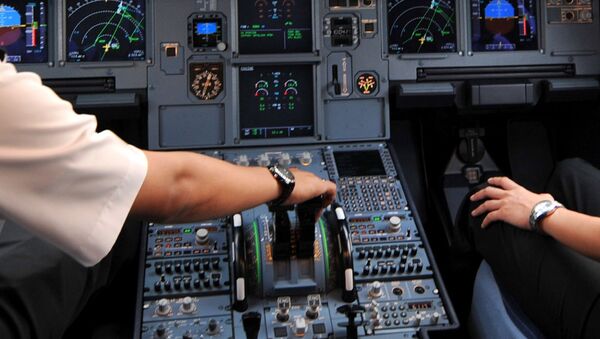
[0,1,48,63]
[387,0,457,54]
[66,0,145,62]
[239,64,314,139]
[471,0,538,51]
[238,0,312,54]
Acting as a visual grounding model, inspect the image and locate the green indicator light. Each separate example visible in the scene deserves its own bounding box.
[253,221,262,284]
[183,228,192,233]
[319,219,330,278]
[373,216,382,222]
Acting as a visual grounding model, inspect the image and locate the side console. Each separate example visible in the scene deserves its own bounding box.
[134,143,457,338]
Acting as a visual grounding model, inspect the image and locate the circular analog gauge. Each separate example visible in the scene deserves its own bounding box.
[191,70,223,100]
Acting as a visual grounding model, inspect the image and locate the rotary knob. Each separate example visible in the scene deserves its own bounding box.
[181,296,196,314]
[156,298,172,317]
[195,228,209,245]
[389,216,402,233]
[369,281,383,298]
[207,319,220,335]
[257,153,270,167]
[278,153,292,166]
[431,312,440,324]
[236,155,250,167]
[299,151,313,166]
[155,324,167,338]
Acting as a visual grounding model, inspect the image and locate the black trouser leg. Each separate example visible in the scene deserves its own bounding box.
[470,158,600,339]
[546,158,600,217]
[0,219,139,339]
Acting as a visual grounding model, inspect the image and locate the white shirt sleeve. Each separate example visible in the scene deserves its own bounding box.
[0,62,148,267]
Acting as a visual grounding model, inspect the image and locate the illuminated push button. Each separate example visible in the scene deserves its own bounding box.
[195,228,210,245]
[293,317,307,336]
[278,153,292,167]
[388,216,402,233]
[156,299,171,316]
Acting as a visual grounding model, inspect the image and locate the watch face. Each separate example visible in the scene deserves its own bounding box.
[275,166,294,182]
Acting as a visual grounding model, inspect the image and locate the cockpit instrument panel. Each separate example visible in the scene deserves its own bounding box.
[471,0,538,51]
[0,1,48,63]
[66,0,145,62]
[188,13,225,52]
[237,0,313,54]
[239,64,314,139]
[387,0,457,54]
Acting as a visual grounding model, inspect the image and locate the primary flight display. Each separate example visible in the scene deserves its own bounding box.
[471,0,538,51]
[0,1,48,63]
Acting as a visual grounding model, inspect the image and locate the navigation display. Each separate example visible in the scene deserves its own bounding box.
[238,0,312,54]
[387,0,456,54]
[66,0,145,62]
[0,1,48,63]
[239,64,314,139]
[471,0,538,51]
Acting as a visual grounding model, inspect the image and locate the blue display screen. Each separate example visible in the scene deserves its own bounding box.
[191,17,222,49]
[471,0,538,51]
[196,22,217,35]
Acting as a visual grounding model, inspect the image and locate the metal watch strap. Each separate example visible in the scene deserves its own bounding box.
[529,200,563,234]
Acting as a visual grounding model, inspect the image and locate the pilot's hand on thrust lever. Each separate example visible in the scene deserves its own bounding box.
[470,176,554,230]
[283,168,337,218]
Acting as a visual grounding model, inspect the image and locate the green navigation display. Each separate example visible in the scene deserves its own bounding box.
[387,0,456,54]
[66,0,144,62]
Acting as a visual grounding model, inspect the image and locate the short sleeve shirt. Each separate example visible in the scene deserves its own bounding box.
[0,61,148,267]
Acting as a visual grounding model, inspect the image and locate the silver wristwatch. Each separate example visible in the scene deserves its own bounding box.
[529,200,563,233]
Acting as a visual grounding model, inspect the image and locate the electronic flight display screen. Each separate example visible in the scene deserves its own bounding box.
[471,0,538,51]
[239,64,314,139]
[334,151,387,177]
[237,0,312,54]
[387,0,456,54]
[66,0,145,62]
[0,1,48,63]
[191,17,222,49]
